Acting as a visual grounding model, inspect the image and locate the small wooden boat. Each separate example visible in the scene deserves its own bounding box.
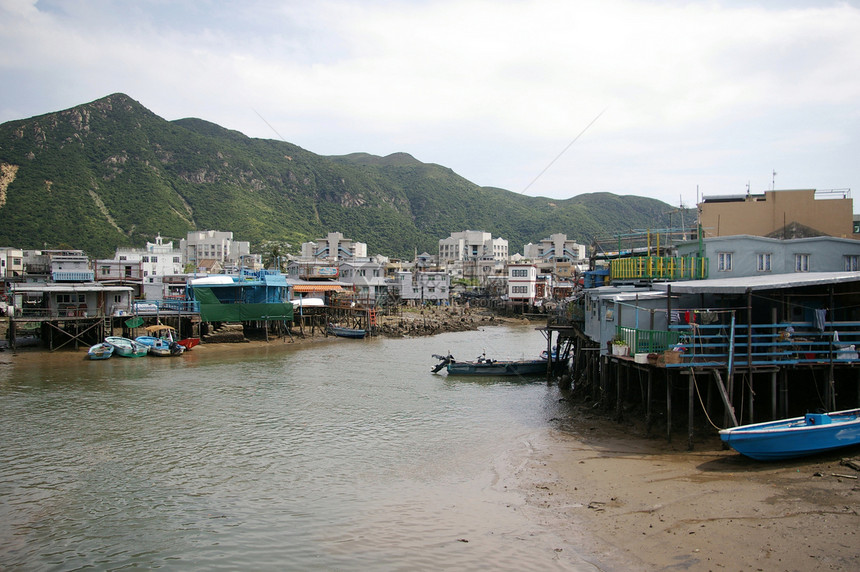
[327,323,366,339]
[431,353,548,376]
[87,342,114,360]
[105,336,149,358]
[719,408,860,461]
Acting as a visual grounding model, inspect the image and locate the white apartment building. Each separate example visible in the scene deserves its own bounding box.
[180,230,251,270]
[438,230,508,263]
[507,263,537,303]
[523,233,586,264]
[301,232,367,261]
[0,247,24,279]
[116,235,184,280]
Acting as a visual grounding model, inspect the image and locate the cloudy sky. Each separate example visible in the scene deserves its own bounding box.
[1,0,859,210]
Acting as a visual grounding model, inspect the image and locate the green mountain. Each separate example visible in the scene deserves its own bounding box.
[0,93,687,259]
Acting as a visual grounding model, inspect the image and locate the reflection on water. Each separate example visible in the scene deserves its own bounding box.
[0,326,591,570]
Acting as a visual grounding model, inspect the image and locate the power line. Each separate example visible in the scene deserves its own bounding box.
[520,107,608,194]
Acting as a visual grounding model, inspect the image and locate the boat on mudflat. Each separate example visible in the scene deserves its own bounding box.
[135,335,184,357]
[431,353,548,376]
[87,342,114,360]
[105,336,149,358]
[327,323,366,339]
[719,408,860,461]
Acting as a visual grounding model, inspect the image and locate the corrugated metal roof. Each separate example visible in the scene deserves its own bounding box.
[652,271,860,294]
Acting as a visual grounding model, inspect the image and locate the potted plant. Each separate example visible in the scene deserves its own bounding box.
[611,337,629,356]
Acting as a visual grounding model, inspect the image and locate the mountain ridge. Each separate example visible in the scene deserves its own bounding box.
[0,93,688,259]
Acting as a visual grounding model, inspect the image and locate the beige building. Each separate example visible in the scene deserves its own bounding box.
[699,188,858,239]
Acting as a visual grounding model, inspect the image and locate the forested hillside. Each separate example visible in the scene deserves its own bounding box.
[0,94,686,259]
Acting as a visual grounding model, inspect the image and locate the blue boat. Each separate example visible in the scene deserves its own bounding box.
[719,408,860,461]
[87,342,114,360]
[135,335,184,356]
[327,323,366,339]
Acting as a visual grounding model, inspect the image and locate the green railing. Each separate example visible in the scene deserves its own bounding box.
[610,256,708,281]
[616,326,680,354]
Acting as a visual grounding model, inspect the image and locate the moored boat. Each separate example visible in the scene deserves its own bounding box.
[105,336,149,358]
[719,408,860,461]
[177,337,200,350]
[87,342,114,360]
[431,353,548,376]
[327,323,366,339]
[135,335,184,357]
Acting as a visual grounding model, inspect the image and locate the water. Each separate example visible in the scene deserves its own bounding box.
[0,326,594,570]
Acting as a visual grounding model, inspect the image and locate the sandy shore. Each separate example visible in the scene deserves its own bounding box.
[514,407,860,571]
[3,319,858,570]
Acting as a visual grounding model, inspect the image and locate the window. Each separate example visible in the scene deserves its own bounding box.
[57,294,85,304]
[756,253,772,272]
[151,256,158,263]
[795,253,810,272]
[119,255,127,261]
[142,256,149,263]
[845,255,860,271]
[173,257,180,263]
[718,252,733,272]
[100,266,110,275]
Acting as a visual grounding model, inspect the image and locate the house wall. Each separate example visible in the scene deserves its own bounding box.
[678,235,860,277]
[584,289,671,354]
[416,271,449,302]
[0,248,24,278]
[699,189,855,239]
[507,265,537,301]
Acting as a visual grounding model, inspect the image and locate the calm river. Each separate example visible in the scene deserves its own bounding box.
[0,325,596,570]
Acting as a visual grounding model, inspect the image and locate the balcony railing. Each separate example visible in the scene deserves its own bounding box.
[12,305,132,319]
[610,256,708,281]
[52,271,95,282]
[657,321,860,368]
[134,299,200,314]
[615,326,680,354]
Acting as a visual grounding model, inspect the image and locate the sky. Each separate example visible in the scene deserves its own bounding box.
[1,0,859,211]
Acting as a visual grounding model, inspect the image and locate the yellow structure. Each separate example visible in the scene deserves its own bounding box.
[699,189,857,239]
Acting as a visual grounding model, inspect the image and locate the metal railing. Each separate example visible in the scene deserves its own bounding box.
[611,256,708,281]
[615,326,680,354]
[661,321,860,368]
[133,299,200,314]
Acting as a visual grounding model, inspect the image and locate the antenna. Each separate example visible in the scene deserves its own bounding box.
[772,170,777,190]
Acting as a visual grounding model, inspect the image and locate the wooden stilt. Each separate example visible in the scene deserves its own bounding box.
[688,373,695,450]
[646,368,653,433]
[666,369,673,443]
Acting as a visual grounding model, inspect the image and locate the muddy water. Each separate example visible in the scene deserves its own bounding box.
[0,326,595,570]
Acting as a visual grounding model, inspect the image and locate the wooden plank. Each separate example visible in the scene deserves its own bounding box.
[712,369,739,427]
